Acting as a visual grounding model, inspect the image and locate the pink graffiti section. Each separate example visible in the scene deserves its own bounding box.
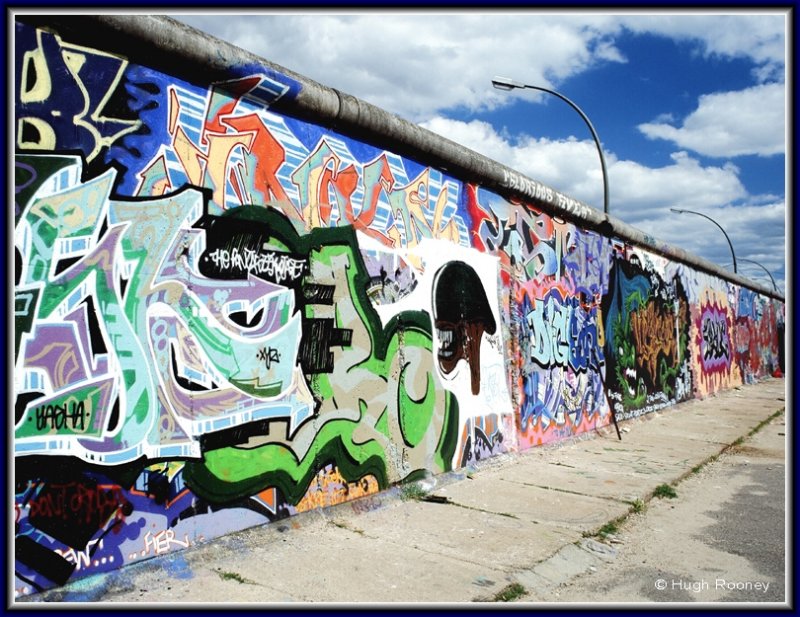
[698,302,733,373]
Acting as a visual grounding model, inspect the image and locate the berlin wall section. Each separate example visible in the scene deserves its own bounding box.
[12,17,784,598]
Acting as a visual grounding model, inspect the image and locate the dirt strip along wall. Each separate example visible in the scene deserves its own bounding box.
[12,17,785,597]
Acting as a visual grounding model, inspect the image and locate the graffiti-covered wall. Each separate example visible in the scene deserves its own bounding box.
[12,18,784,597]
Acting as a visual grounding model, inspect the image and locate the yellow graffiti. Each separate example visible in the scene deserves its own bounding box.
[293,466,379,513]
[630,302,677,380]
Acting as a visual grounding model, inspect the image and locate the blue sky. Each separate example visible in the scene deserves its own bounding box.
[171,10,787,294]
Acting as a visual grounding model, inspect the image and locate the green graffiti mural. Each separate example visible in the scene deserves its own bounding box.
[182,206,459,506]
[603,254,693,420]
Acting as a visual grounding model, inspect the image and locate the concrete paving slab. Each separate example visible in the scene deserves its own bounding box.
[94,509,515,603]
[437,476,630,535]
[464,441,689,495]
[104,556,298,603]
[595,432,721,467]
[511,538,617,598]
[494,459,665,503]
[332,497,574,572]
[528,543,599,586]
[208,529,514,603]
[511,436,697,482]
[627,412,761,443]
[536,444,689,475]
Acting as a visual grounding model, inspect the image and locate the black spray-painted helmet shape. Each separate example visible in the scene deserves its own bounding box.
[432,261,497,395]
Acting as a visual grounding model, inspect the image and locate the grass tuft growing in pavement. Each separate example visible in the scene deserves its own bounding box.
[491,583,527,602]
[216,570,257,585]
[399,483,429,501]
[653,484,677,499]
[630,499,646,514]
[597,521,619,537]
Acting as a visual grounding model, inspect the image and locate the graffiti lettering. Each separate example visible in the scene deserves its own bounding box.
[501,169,554,204]
[15,157,310,462]
[601,256,690,413]
[54,539,110,571]
[152,80,291,208]
[556,193,592,219]
[525,293,600,372]
[207,247,306,283]
[34,400,86,432]
[696,302,732,373]
[141,529,190,557]
[350,496,383,515]
[292,465,380,513]
[500,170,593,219]
[257,347,281,370]
[27,482,129,526]
[630,302,677,381]
[138,84,468,253]
[702,316,730,362]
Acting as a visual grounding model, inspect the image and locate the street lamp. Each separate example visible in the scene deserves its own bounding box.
[670,208,737,274]
[492,76,610,215]
[730,258,778,292]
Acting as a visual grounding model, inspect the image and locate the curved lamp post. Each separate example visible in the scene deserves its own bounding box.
[492,76,610,215]
[670,208,737,274]
[731,258,778,292]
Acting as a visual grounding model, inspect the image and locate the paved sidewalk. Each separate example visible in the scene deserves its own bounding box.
[18,378,786,605]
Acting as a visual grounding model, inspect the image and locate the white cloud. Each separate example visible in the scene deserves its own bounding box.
[423,116,607,206]
[421,119,747,218]
[638,83,785,158]
[172,12,786,121]
[617,14,786,82]
[171,13,629,121]
[609,152,748,226]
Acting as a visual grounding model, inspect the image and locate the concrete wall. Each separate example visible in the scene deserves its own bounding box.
[12,16,784,597]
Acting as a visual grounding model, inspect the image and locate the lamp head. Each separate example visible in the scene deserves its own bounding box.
[492,76,525,91]
[670,208,686,214]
